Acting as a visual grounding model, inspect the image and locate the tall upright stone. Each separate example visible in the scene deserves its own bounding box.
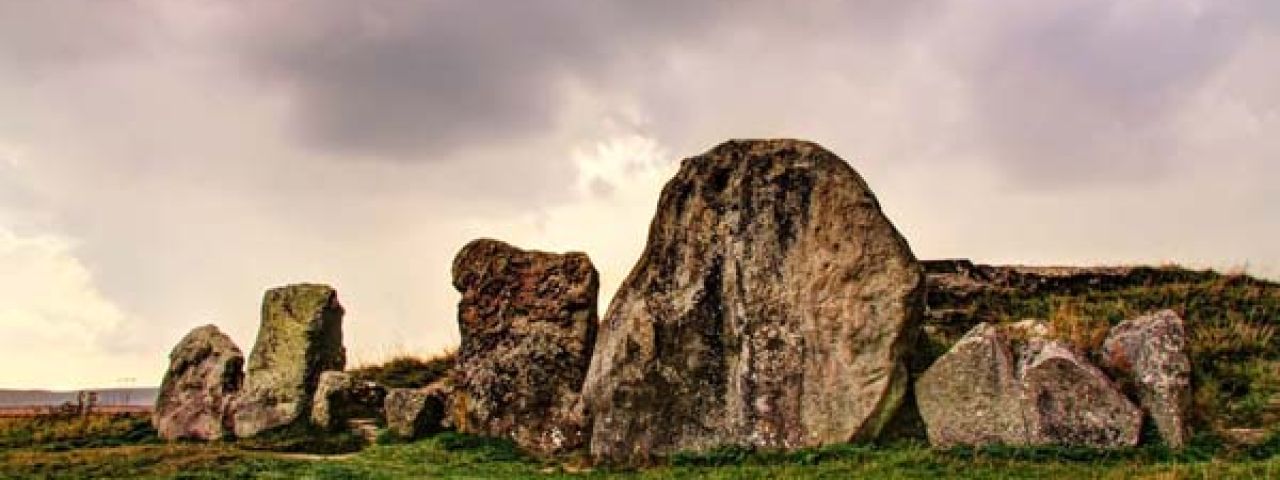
[232,284,346,438]
[152,325,244,441]
[450,239,599,455]
[582,139,924,462]
[1101,310,1192,448]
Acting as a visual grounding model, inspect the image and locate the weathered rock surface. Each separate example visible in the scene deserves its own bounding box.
[916,324,1029,447]
[917,323,1142,448]
[1101,309,1192,448]
[385,384,447,440]
[152,325,244,441]
[310,371,387,431]
[232,284,346,438]
[582,139,924,462]
[1020,339,1143,448]
[449,239,599,455]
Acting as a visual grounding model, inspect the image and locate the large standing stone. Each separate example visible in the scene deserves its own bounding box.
[916,323,1029,447]
[582,139,924,462]
[449,239,599,455]
[385,384,447,440]
[152,325,244,441]
[1020,339,1142,448]
[232,284,346,438]
[1101,309,1192,448]
[310,371,387,431]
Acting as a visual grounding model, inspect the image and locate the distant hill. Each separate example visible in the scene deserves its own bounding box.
[0,388,157,407]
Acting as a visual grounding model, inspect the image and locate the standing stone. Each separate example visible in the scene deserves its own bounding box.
[1101,309,1192,448]
[152,325,244,441]
[916,323,1030,447]
[1020,340,1143,448]
[582,139,924,462]
[450,239,599,455]
[232,284,346,438]
[310,371,387,431]
[385,384,447,440]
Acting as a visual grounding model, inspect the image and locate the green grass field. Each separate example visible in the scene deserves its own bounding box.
[4,414,1280,479]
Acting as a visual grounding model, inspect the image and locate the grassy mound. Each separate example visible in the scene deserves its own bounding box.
[914,263,1280,436]
[349,351,456,389]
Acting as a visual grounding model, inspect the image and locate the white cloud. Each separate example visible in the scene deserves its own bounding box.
[0,229,150,390]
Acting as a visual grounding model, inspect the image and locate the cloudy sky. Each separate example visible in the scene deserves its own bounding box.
[1,1,1277,389]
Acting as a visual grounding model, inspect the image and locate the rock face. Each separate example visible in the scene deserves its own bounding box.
[1021,339,1143,448]
[1101,310,1192,448]
[385,385,447,440]
[232,284,346,438]
[449,239,599,455]
[917,323,1142,448]
[310,371,387,431]
[152,325,244,441]
[582,139,924,461]
[916,324,1029,447]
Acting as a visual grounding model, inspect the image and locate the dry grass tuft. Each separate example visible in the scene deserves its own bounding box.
[1046,300,1112,353]
[348,349,457,388]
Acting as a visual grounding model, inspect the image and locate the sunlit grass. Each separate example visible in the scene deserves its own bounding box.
[348,350,456,389]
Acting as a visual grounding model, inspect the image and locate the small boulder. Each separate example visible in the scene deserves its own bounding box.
[310,371,387,431]
[449,239,599,455]
[232,284,346,438]
[917,323,1142,449]
[1101,310,1192,448]
[152,325,244,441]
[385,384,447,440]
[916,323,1030,447]
[1020,340,1143,448]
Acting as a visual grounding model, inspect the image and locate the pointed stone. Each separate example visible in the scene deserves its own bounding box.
[1019,340,1143,448]
[1101,309,1192,448]
[916,323,1030,447]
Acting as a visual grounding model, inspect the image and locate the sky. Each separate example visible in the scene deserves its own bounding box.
[1,1,1277,390]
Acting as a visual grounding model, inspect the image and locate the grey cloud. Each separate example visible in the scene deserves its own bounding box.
[236,1,724,160]
[942,1,1270,187]
[0,1,150,73]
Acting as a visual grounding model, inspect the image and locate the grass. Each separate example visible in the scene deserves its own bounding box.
[348,350,456,389]
[7,432,1280,479]
[234,422,366,455]
[0,412,157,450]
[3,416,1280,478]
